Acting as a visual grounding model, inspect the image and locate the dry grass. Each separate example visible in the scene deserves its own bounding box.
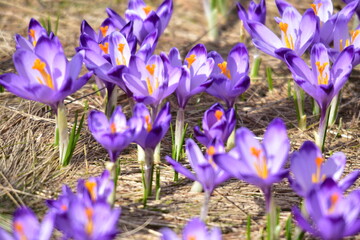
[0,0,359,239]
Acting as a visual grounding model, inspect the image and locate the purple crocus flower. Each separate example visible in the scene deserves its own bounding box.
[0,207,55,240]
[237,0,266,33]
[284,43,354,148]
[194,103,236,146]
[88,105,142,162]
[289,141,359,197]
[15,18,49,51]
[0,36,92,111]
[121,54,181,107]
[124,0,173,43]
[214,118,289,210]
[310,0,333,22]
[293,179,360,239]
[206,43,250,108]
[57,196,121,240]
[161,217,222,240]
[163,44,214,109]
[133,102,171,151]
[246,5,317,59]
[77,170,114,203]
[166,138,229,194]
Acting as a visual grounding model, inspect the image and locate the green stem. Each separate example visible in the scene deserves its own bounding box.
[266,67,273,91]
[174,107,185,181]
[200,190,211,222]
[328,91,341,127]
[250,53,262,79]
[105,86,117,118]
[154,143,161,200]
[264,187,277,240]
[105,160,120,206]
[293,84,306,130]
[56,101,69,166]
[316,107,330,152]
[143,148,154,207]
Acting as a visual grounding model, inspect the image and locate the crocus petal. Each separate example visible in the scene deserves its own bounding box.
[213,151,245,180]
[161,228,179,240]
[292,207,319,236]
[296,9,317,56]
[339,170,360,191]
[186,139,208,171]
[182,218,208,240]
[275,0,292,16]
[228,43,249,76]
[165,156,196,181]
[321,152,346,180]
[331,45,354,92]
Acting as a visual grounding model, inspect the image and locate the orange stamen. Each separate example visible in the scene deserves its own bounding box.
[85,181,97,201]
[250,147,268,179]
[207,146,215,156]
[215,110,223,121]
[61,205,68,211]
[217,61,231,79]
[14,221,27,240]
[351,30,360,43]
[250,147,261,159]
[311,3,322,15]
[145,115,152,132]
[143,6,152,15]
[279,22,294,49]
[187,235,196,240]
[146,77,153,95]
[85,208,94,235]
[116,43,127,66]
[100,26,109,37]
[185,54,196,68]
[118,43,125,53]
[146,64,156,76]
[315,61,329,85]
[99,42,109,54]
[32,59,54,89]
[110,122,117,134]
[312,157,325,183]
[29,29,35,39]
[328,193,339,213]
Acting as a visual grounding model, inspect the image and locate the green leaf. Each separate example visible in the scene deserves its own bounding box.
[285,215,292,240]
[246,215,251,240]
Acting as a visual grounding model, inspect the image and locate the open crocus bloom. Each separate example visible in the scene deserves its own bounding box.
[206,43,250,108]
[214,118,289,190]
[246,4,317,59]
[161,218,222,240]
[284,43,354,114]
[0,36,92,111]
[15,18,49,51]
[194,103,235,146]
[0,207,55,240]
[289,141,359,197]
[166,138,230,194]
[122,54,180,107]
[124,0,173,43]
[293,179,360,240]
[163,44,214,109]
[88,106,142,162]
[133,102,171,150]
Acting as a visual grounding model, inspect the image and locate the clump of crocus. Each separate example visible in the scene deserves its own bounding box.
[133,102,171,206]
[194,103,235,147]
[108,0,173,44]
[47,170,121,239]
[289,141,359,197]
[0,34,92,166]
[284,43,354,151]
[0,207,55,240]
[88,106,142,203]
[293,178,360,239]
[214,118,289,239]
[162,44,214,180]
[161,217,222,240]
[206,43,250,109]
[166,138,230,221]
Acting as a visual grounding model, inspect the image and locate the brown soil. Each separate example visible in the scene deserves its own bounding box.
[0,0,359,239]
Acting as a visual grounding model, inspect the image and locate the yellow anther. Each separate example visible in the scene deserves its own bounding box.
[99,42,109,54]
[207,146,216,156]
[185,54,196,68]
[85,181,97,201]
[311,3,322,15]
[145,115,152,132]
[85,208,94,236]
[315,61,329,85]
[215,110,223,121]
[110,122,117,134]
[250,147,261,159]
[143,6,152,15]
[14,221,27,240]
[29,29,35,39]
[312,157,325,183]
[146,64,156,76]
[328,193,339,213]
[100,25,109,37]
[218,61,231,79]
[118,43,125,53]
[250,147,268,179]
[146,77,153,95]
[351,30,360,43]
[279,22,294,49]
[32,59,54,89]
